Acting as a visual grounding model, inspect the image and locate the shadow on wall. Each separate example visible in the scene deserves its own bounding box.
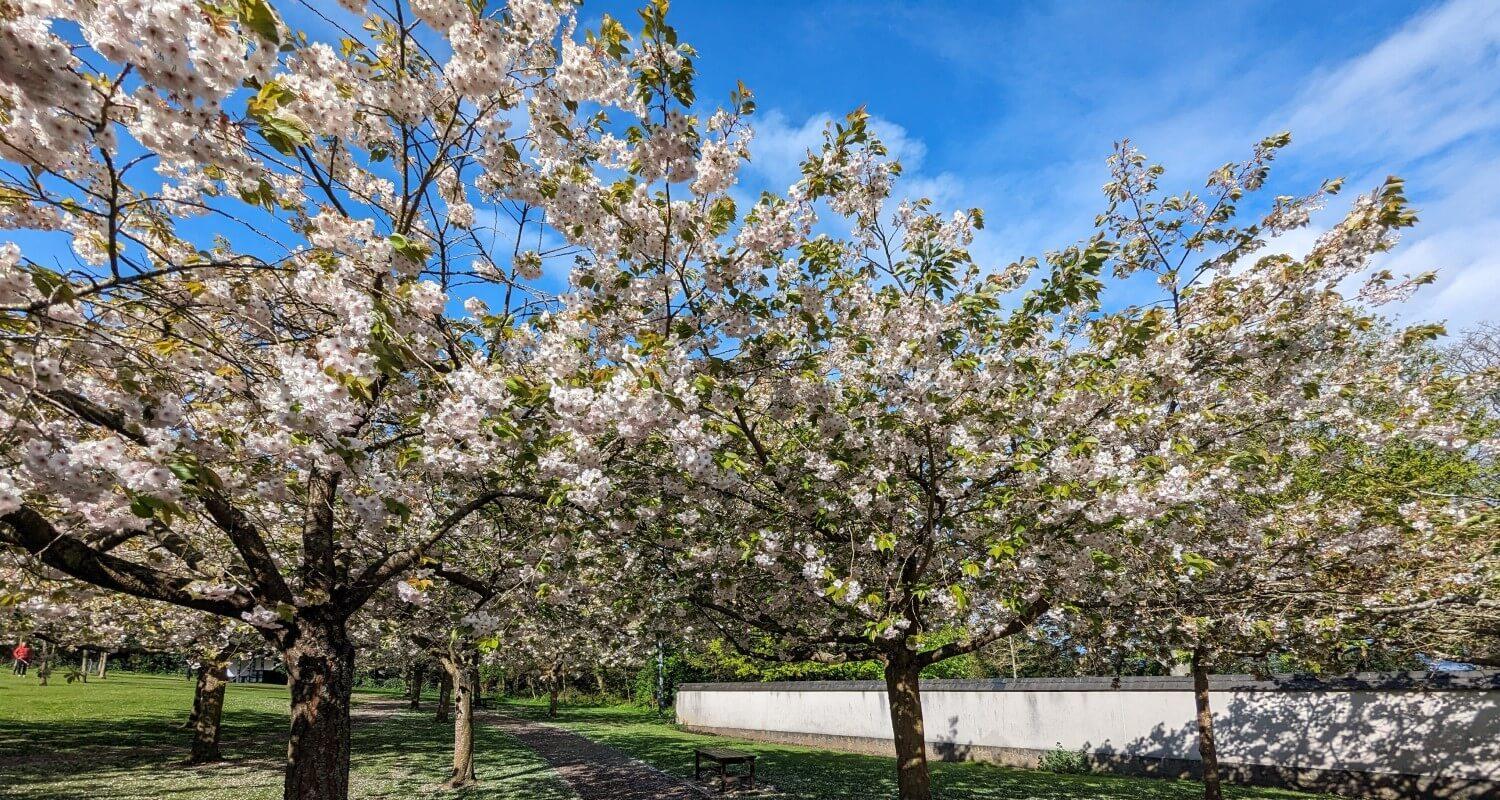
[1094,689,1500,799]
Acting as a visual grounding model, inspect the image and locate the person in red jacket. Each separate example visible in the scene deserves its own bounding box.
[11,641,31,676]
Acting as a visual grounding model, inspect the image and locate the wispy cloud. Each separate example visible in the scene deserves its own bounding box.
[738,0,1500,330]
[1264,0,1500,329]
[1280,0,1500,163]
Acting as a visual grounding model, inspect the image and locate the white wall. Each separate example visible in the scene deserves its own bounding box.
[676,678,1500,781]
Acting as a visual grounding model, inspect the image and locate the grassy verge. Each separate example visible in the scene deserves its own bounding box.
[0,671,574,800]
[496,698,1332,800]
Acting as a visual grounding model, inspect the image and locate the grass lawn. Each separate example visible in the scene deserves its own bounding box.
[0,671,574,800]
[0,671,1336,800]
[496,698,1334,800]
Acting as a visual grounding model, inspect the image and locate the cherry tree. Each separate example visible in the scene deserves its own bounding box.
[1065,439,1491,800]
[1054,146,1498,799]
[0,0,667,796]
[1,559,267,762]
[537,104,1483,797]
[362,502,554,788]
[496,559,647,719]
[1,560,133,684]
[3,3,1486,800]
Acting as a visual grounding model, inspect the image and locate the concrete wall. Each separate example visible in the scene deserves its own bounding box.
[676,672,1500,799]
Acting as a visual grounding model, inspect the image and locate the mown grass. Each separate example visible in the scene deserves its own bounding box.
[496,698,1334,800]
[0,671,574,800]
[0,671,1339,800]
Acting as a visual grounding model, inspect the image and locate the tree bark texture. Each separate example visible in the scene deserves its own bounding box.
[884,653,932,800]
[444,660,478,787]
[282,615,355,800]
[1192,649,1224,800]
[189,658,229,764]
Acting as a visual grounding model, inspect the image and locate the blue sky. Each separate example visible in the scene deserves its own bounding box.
[21,1,1493,331]
[581,0,1500,331]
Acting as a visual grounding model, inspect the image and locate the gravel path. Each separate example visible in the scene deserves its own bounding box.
[489,715,705,800]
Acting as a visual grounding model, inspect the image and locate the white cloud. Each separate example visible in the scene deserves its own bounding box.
[732,0,1500,331]
[1282,0,1500,162]
[1273,0,1500,330]
[746,109,927,193]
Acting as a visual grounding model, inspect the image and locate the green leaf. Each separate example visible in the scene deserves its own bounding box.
[388,233,430,263]
[29,266,73,303]
[237,179,277,210]
[383,497,412,522]
[1180,552,1217,573]
[258,113,310,155]
[948,583,968,609]
[237,0,282,45]
[396,446,423,470]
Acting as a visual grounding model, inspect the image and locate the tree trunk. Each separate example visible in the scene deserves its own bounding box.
[282,615,355,800]
[884,653,932,800]
[189,658,229,764]
[547,668,560,717]
[79,650,89,682]
[96,650,108,679]
[445,660,478,788]
[436,668,453,723]
[655,642,666,713]
[1192,649,1223,800]
[406,662,426,710]
[36,641,50,686]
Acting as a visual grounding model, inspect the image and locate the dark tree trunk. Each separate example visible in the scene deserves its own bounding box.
[282,615,355,800]
[189,658,229,764]
[1192,649,1223,800]
[884,653,932,800]
[436,668,453,723]
[445,660,478,787]
[406,662,426,710]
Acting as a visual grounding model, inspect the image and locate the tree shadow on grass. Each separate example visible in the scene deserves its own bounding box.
[0,704,575,800]
[0,709,289,800]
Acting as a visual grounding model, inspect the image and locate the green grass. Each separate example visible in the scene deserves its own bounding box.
[0,672,1337,799]
[496,698,1333,800]
[0,671,575,800]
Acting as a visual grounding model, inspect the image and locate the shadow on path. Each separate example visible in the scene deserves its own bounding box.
[491,714,706,800]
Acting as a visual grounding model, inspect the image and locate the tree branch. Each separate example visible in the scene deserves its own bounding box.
[1,505,252,619]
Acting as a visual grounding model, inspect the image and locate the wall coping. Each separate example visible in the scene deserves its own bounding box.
[679,670,1500,694]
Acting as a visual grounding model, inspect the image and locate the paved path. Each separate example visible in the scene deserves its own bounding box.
[489,715,705,800]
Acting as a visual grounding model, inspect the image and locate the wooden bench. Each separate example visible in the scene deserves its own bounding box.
[694,746,756,793]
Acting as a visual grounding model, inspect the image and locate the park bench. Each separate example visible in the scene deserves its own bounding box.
[694,746,757,793]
